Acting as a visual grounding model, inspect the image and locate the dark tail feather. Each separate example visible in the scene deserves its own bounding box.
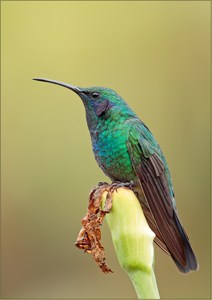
[172,211,199,273]
[136,186,199,273]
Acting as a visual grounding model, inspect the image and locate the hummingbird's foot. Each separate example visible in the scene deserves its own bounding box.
[110,180,135,192]
[91,180,134,196]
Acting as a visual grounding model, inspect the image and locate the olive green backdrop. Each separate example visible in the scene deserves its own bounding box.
[1,1,210,299]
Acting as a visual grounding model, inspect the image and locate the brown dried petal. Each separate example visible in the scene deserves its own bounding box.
[75,183,113,273]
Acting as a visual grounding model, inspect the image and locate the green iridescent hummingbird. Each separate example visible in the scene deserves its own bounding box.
[34,77,198,273]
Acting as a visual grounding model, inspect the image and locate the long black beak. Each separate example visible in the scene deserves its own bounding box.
[33,78,82,94]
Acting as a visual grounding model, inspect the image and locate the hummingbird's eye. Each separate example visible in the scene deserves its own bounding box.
[91,92,100,99]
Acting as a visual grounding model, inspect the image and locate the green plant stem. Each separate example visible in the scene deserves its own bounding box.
[101,187,160,299]
[129,268,159,299]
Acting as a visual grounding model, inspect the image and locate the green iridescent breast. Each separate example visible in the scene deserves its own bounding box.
[92,115,135,181]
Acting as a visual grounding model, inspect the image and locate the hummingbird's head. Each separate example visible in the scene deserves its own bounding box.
[33,78,136,129]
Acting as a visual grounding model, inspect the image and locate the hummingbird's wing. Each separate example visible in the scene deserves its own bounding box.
[127,121,198,273]
[138,196,170,255]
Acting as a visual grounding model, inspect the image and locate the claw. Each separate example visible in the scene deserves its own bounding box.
[97,181,109,187]
[109,180,135,192]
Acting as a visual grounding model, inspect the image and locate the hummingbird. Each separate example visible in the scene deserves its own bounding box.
[33,77,198,273]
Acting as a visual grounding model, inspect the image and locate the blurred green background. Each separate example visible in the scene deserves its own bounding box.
[1,1,210,298]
